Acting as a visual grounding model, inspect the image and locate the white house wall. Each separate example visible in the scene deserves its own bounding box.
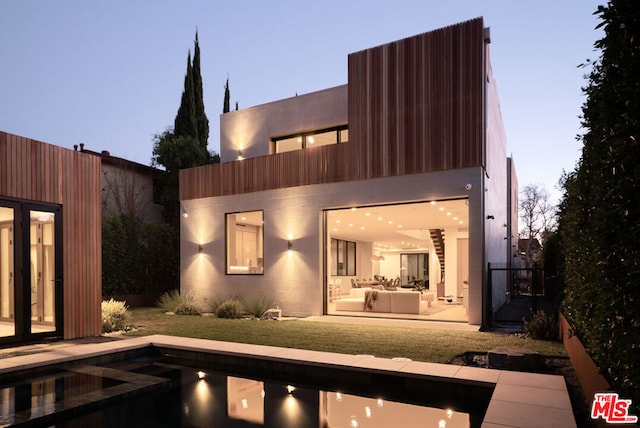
[219,85,348,162]
[181,167,484,324]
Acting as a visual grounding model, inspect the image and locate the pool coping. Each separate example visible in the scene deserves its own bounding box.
[0,335,576,428]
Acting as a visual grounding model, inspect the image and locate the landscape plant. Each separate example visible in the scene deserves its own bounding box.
[557,0,639,410]
[157,290,203,315]
[101,299,132,333]
[240,294,274,318]
[215,299,245,319]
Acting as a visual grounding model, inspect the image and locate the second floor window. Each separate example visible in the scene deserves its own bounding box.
[273,125,348,154]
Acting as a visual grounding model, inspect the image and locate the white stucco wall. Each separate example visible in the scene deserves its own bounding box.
[219,85,348,162]
[181,167,485,324]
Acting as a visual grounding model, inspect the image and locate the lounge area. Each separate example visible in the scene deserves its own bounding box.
[335,287,434,314]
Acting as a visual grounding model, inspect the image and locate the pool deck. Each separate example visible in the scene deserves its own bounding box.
[0,334,575,427]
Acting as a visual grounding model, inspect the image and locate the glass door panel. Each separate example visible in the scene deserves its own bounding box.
[0,207,15,338]
[30,210,56,333]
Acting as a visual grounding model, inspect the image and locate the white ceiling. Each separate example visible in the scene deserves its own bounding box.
[327,199,468,252]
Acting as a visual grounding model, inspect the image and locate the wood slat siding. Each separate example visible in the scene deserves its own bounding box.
[180,18,485,201]
[0,131,102,339]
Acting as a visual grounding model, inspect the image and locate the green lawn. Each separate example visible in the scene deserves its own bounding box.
[124,308,567,364]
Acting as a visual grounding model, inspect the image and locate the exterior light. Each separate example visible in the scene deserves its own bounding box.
[198,244,203,253]
[287,233,293,250]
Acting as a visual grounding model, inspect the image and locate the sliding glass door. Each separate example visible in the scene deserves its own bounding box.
[0,199,62,344]
[0,205,15,339]
[30,210,57,332]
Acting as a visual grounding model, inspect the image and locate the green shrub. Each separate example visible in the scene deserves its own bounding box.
[241,294,274,318]
[157,290,203,315]
[101,299,132,333]
[523,309,558,341]
[215,299,245,319]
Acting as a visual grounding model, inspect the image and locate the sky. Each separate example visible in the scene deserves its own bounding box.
[1,1,603,203]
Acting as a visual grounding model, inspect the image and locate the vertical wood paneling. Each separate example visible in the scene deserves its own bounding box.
[180,18,486,201]
[0,131,101,339]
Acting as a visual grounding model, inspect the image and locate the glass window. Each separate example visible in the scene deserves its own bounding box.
[226,211,264,274]
[331,238,356,276]
[400,253,429,286]
[272,125,348,154]
[274,136,302,154]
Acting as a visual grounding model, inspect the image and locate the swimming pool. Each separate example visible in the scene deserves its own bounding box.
[0,335,577,427]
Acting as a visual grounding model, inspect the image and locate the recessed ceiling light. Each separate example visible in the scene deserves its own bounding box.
[377,216,383,221]
[349,223,353,227]
[439,207,445,211]
[336,219,341,223]
[365,212,371,216]
[351,207,357,211]
[430,201,436,205]
[388,220,393,224]
[360,226,365,230]
[447,212,452,216]
[397,224,403,228]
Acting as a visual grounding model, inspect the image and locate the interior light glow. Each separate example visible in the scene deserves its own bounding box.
[365,406,372,418]
[439,419,446,428]
[446,409,453,419]
[365,212,371,216]
[431,200,437,205]
[447,212,452,216]
[377,399,384,407]
[377,216,383,221]
[336,393,343,402]
[388,220,393,224]
[308,136,315,144]
[351,207,357,211]
[439,207,445,211]
[241,399,248,409]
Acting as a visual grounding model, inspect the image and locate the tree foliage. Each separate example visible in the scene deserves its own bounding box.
[519,183,557,265]
[174,32,208,149]
[152,32,219,224]
[102,215,179,296]
[557,0,639,408]
[223,77,230,113]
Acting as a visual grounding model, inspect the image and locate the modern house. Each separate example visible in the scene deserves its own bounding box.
[179,17,518,326]
[0,131,102,345]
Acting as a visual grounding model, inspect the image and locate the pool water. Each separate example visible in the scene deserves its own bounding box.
[1,352,490,427]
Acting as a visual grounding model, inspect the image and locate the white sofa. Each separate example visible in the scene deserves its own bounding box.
[335,288,432,314]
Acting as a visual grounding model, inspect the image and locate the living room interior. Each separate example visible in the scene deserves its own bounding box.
[326,199,469,322]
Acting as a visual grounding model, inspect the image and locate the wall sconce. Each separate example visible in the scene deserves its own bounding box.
[181,207,188,218]
[287,234,293,250]
[237,149,244,160]
[198,244,203,253]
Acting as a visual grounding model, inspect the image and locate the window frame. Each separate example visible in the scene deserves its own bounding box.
[272,125,348,154]
[225,210,264,275]
[331,237,356,276]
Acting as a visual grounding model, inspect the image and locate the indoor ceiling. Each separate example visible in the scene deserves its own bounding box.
[327,199,469,252]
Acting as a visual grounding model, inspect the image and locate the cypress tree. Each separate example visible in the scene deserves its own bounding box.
[192,32,209,148]
[174,51,198,141]
[174,32,209,150]
[223,77,230,113]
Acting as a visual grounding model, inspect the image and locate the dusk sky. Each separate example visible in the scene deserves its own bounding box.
[1,1,602,203]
